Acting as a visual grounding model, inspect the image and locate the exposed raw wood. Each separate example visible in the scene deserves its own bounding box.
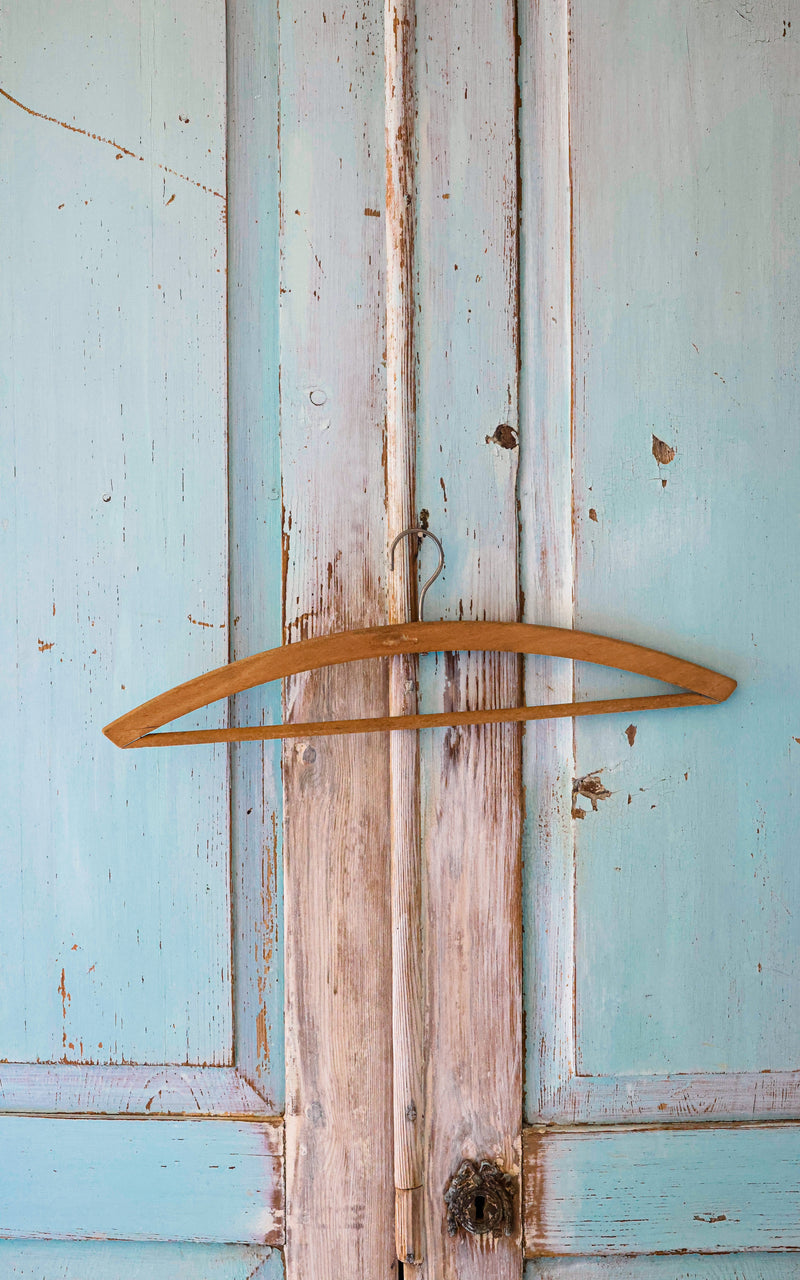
[523,1122,800,1256]
[0,1065,270,1116]
[278,1,394,1275]
[0,1116,283,1244]
[386,0,425,1263]
[413,0,522,1273]
[103,622,735,745]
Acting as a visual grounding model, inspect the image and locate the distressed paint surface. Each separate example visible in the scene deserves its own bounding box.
[0,0,231,1065]
[414,0,522,1275]
[227,0,284,1111]
[523,1122,800,1256]
[0,1116,283,1244]
[0,1242,281,1280]
[526,1258,800,1280]
[278,3,394,1275]
[570,0,800,1077]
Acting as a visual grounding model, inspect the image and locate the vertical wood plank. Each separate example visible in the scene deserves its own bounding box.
[414,1,522,1273]
[517,0,575,1121]
[386,0,425,1264]
[279,3,394,1274]
[227,0,284,1109]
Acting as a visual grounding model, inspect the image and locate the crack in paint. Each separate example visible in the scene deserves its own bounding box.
[0,85,225,200]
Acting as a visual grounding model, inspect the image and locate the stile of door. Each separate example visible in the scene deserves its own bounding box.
[278,2,395,1275]
[413,0,523,1275]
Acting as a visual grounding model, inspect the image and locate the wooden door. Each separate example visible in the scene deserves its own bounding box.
[4,0,800,1278]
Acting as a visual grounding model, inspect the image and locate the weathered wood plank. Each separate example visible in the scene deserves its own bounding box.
[540,1069,800,1127]
[524,1123,800,1256]
[0,1117,283,1244]
[517,0,575,1125]
[0,0,231,1066]
[0,1065,269,1115]
[526,1259,800,1280]
[385,3,425,1258]
[227,0,284,1112]
[0,1242,281,1280]
[414,0,522,1273]
[279,2,394,1275]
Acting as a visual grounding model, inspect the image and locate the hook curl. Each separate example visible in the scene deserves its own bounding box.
[389,527,445,623]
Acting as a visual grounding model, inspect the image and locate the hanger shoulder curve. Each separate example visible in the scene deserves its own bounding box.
[102,620,737,748]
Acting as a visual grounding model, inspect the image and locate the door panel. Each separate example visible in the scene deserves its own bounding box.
[1,0,284,1258]
[570,0,800,1083]
[0,1116,282,1243]
[524,0,800,1130]
[0,0,231,1070]
[0,1243,281,1280]
[527,1260,800,1280]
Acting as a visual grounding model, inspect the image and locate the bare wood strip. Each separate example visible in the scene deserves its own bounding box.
[385,0,425,1264]
[103,622,736,745]
[0,1065,270,1116]
[278,1,394,1274]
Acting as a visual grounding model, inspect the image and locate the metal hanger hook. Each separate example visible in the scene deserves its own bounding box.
[389,527,445,623]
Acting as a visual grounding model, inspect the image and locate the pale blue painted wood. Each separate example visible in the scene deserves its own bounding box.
[0,1,231,1064]
[0,1116,282,1243]
[0,1242,281,1280]
[526,1258,800,1279]
[227,0,284,1109]
[527,1123,800,1255]
[568,0,800,1075]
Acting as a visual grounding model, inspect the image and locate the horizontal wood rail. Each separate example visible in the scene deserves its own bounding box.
[103,621,736,747]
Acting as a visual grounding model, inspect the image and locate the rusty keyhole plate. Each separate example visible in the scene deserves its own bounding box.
[444,1158,515,1238]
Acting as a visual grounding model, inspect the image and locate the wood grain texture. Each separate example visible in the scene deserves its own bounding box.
[0,1242,281,1280]
[385,2,425,1258]
[0,1065,270,1116]
[0,1116,283,1244]
[0,0,231,1067]
[227,0,284,1112]
[539,1069,800,1127]
[278,2,394,1275]
[523,1123,800,1256]
[526,1258,800,1280]
[413,0,522,1273]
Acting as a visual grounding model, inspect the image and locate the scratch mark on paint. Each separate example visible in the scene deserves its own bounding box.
[571,771,612,818]
[364,206,380,217]
[694,1212,727,1223]
[0,86,225,199]
[625,723,637,746]
[187,613,222,628]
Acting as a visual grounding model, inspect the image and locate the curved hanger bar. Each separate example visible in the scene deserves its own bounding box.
[103,621,736,748]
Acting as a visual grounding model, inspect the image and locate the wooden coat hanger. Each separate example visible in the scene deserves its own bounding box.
[103,529,736,748]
